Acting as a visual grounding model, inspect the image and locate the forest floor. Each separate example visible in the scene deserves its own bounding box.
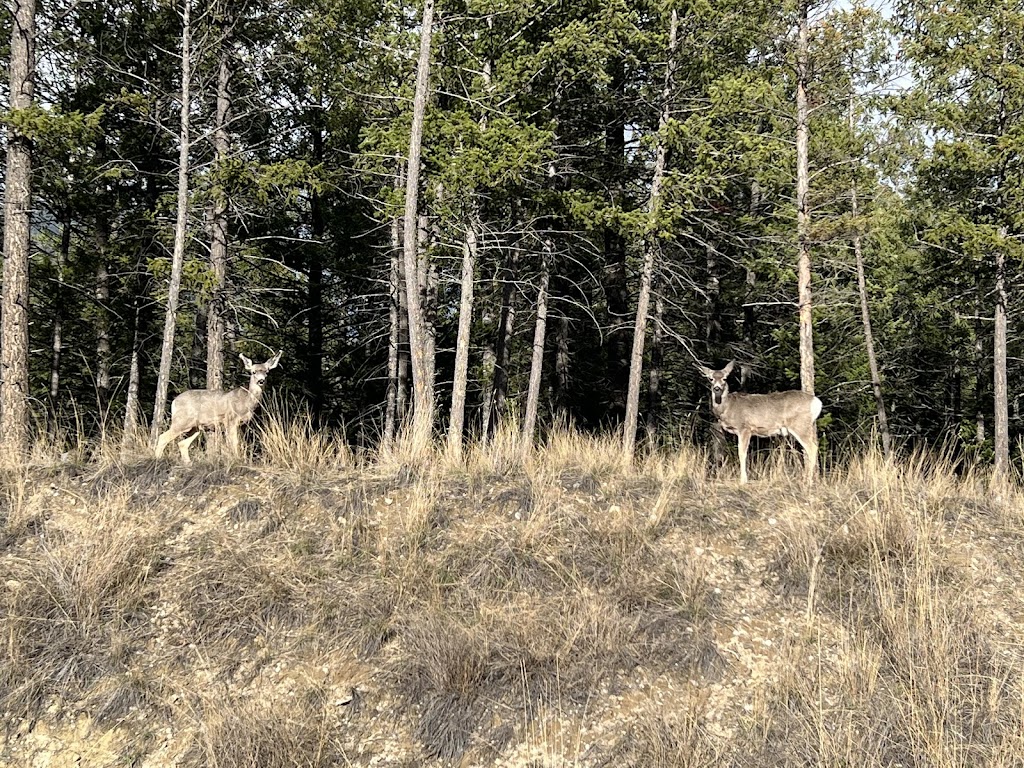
[3,423,1024,767]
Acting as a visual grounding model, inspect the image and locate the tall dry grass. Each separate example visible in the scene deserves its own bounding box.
[2,421,1023,766]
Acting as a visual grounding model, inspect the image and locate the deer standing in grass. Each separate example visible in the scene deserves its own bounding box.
[699,361,823,484]
[155,351,281,464]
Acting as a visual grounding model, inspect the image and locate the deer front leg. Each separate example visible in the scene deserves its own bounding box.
[226,423,241,457]
[737,431,752,484]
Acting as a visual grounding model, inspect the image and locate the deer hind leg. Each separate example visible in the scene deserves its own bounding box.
[737,431,752,484]
[792,427,819,484]
[178,430,202,465]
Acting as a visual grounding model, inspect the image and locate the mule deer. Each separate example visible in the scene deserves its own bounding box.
[699,361,823,484]
[155,351,282,464]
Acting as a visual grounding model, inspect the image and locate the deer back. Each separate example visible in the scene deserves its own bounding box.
[716,390,822,438]
[170,386,259,430]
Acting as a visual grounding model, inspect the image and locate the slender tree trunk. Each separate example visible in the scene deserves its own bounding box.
[417,213,437,400]
[123,297,143,442]
[604,60,630,416]
[150,0,192,445]
[975,299,986,444]
[50,216,71,404]
[207,40,232,391]
[795,0,815,394]
[401,0,437,444]
[705,242,721,355]
[994,230,1009,475]
[742,180,761,390]
[623,7,677,457]
[305,99,327,418]
[851,190,890,458]
[554,312,571,425]
[385,189,403,446]
[448,221,477,456]
[487,255,516,437]
[522,240,551,450]
[647,294,664,425]
[95,229,112,423]
[1,0,36,451]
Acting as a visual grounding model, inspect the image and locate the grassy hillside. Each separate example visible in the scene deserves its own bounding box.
[2,423,1024,767]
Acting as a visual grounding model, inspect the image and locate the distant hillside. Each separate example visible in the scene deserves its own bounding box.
[3,428,1023,766]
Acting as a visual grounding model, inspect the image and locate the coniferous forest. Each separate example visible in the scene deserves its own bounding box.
[2,0,1023,470]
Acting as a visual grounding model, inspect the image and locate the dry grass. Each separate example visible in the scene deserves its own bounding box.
[3,421,1024,766]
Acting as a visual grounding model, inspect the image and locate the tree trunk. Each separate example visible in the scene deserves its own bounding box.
[522,240,551,451]
[122,297,143,443]
[305,96,327,418]
[622,7,677,457]
[150,0,192,445]
[647,294,664,432]
[399,0,436,444]
[417,213,437,402]
[50,216,71,405]
[385,186,403,446]
[795,0,815,394]
[554,312,571,425]
[401,0,437,444]
[95,249,112,425]
[1,0,36,452]
[448,221,477,456]
[207,39,232,391]
[994,231,1009,475]
[974,298,986,444]
[603,60,630,417]
[851,187,890,459]
[487,255,516,437]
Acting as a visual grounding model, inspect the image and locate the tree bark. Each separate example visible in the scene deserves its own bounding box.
[486,255,516,438]
[50,216,71,404]
[994,230,1008,475]
[795,0,816,394]
[851,188,890,459]
[1,0,36,452]
[207,36,232,391]
[122,297,143,442]
[95,228,112,422]
[385,182,403,446]
[150,0,192,444]
[307,120,326,418]
[401,0,437,444]
[622,7,677,457]
[448,221,477,456]
[522,240,551,451]
[603,59,630,416]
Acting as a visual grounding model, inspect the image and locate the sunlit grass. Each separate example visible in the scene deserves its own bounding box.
[2,427,1023,766]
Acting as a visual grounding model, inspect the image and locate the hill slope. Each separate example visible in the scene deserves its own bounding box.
[3,432,1024,766]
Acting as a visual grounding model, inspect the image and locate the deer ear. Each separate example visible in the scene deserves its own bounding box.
[722,361,735,377]
[697,365,715,380]
[267,351,282,370]
[240,354,253,371]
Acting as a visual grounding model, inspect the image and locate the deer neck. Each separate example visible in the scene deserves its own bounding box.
[246,379,265,403]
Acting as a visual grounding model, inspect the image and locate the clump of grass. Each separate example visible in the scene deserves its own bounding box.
[1,487,167,722]
[181,690,347,768]
[258,410,352,475]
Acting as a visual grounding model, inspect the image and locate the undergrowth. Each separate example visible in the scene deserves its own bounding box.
[2,416,1023,766]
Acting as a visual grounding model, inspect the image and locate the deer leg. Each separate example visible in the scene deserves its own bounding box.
[226,424,241,457]
[792,429,819,484]
[737,431,751,484]
[155,426,183,459]
[178,430,201,465]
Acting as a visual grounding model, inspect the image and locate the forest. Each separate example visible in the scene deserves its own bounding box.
[1,0,1022,472]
